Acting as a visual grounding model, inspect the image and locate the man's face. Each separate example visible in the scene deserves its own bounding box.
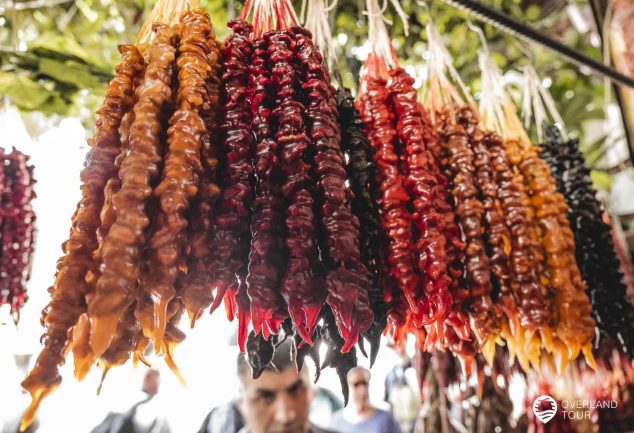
[347,369,370,407]
[240,365,312,433]
[142,370,160,396]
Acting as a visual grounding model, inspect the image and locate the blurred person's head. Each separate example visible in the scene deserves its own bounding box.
[237,341,314,433]
[142,368,161,396]
[347,367,371,410]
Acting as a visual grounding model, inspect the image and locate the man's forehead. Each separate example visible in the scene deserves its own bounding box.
[243,365,307,392]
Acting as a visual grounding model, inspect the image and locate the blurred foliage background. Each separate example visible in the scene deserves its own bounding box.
[0,0,625,175]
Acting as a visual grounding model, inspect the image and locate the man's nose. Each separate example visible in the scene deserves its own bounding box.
[273,394,298,424]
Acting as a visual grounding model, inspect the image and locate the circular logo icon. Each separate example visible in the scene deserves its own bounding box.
[533,395,557,424]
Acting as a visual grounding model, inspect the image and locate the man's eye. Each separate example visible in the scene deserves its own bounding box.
[288,382,305,395]
[257,392,275,403]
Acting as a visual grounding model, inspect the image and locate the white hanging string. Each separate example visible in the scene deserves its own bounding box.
[302,0,339,71]
[537,76,567,138]
[362,0,409,71]
[521,65,568,143]
[478,51,505,135]
[389,0,409,36]
[424,23,475,109]
[365,0,396,71]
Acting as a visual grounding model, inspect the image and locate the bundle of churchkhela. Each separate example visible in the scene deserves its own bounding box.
[467,51,596,372]
[303,0,389,368]
[0,147,36,319]
[21,0,634,426]
[223,0,386,401]
[540,125,634,356]
[519,64,634,362]
[21,7,223,428]
[357,0,474,370]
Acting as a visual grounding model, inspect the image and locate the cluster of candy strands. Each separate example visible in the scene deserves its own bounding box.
[208,0,375,402]
[540,126,634,356]
[302,0,390,366]
[476,55,554,370]
[0,147,36,320]
[356,0,478,371]
[476,53,596,373]
[21,9,223,429]
[424,25,512,368]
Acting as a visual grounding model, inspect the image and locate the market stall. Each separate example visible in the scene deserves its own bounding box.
[1,0,634,432]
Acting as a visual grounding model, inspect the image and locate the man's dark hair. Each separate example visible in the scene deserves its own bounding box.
[237,339,297,382]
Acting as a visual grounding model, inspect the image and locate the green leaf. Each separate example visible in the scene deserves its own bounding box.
[38,57,104,89]
[0,72,53,110]
[29,33,111,73]
[590,170,612,191]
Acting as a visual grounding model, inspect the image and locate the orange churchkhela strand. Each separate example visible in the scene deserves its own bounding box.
[20,44,144,430]
[21,8,227,429]
[87,24,178,358]
[478,51,596,371]
[142,9,213,351]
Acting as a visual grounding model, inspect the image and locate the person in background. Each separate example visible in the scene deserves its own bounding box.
[329,367,400,433]
[384,348,419,433]
[90,368,171,433]
[235,341,337,433]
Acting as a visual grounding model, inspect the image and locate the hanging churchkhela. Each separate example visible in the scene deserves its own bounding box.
[476,52,596,372]
[302,0,390,383]
[22,0,634,426]
[357,0,480,370]
[540,126,634,356]
[518,66,634,357]
[215,0,379,400]
[0,147,36,319]
[21,6,223,428]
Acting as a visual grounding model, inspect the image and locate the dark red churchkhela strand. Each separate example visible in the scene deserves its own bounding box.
[357,54,417,340]
[210,20,255,351]
[293,27,373,351]
[246,35,287,337]
[388,68,452,339]
[0,148,36,317]
[268,29,325,344]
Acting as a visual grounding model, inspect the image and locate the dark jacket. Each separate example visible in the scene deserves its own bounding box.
[196,400,244,433]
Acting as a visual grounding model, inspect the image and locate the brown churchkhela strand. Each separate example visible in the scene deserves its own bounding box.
[87,25,178,357]
[20,44,144,426]
[180,32,223,326]
[72,75,145,381]
[418,108,475,365]
[483,133,551,335]
[455,106,504,356]
[437,108,499,347]
[144,10,211,349]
